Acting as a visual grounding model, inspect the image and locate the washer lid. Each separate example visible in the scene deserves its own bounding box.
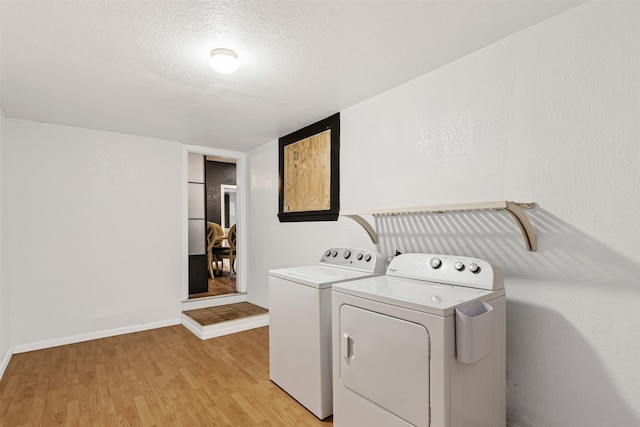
[332,275,504,316]
[269,265,382,289]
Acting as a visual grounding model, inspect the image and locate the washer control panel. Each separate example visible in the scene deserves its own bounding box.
[319,248,386,273]
[386,253,503,290]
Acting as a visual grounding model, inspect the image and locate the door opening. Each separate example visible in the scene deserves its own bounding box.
[184,147,246,301]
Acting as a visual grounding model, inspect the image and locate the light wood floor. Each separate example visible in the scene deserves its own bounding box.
[189,274,238,299]
[184,303,268,326]
[0,326,332,427]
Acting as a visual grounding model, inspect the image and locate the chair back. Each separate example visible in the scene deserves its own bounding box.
[207,222,225,250]
[228,224,237,251]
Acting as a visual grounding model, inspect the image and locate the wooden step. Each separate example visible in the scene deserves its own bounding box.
[182,302,269,340]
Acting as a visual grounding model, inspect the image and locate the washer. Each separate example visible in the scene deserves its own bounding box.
[332,253,506,427]
[268,248,385,419]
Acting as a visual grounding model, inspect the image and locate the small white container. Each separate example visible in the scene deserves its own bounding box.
[455,300,494,364]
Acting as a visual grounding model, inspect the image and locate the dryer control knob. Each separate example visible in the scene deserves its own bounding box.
[430,258,442,269]
[469,263,480,274]
[343,250,351,259]
[356,252,364,261]
[325,250,332,257]
[331,250,338,257]
[365,254,372,262]
[454,261,465,271]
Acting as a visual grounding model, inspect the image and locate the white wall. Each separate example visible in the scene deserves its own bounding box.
[246,141,373,306]
[6,120,183,348]
[247,2,640,426]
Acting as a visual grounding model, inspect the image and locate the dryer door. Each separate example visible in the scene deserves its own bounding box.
[339,304,430,427]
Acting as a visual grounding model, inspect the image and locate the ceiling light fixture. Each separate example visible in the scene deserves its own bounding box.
[209,48,239,74]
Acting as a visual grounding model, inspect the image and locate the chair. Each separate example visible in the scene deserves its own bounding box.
[206,222,226,279]
[214,224,236,276]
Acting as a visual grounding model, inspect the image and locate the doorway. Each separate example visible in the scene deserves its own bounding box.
[183,146,246,301]
[220,184,237,230]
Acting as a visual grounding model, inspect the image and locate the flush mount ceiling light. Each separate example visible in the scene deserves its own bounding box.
[209,48,239,74]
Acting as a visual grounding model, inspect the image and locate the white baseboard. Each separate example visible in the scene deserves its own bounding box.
[182,293,247,311]
[182,313,269,340]
[0,348,14,380]
[181,314,205,339]
[11,318,182,354]
[1,312,267,381]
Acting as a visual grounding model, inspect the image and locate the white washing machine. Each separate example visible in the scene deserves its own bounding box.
[268,248,386,419]
[332,253,506,427]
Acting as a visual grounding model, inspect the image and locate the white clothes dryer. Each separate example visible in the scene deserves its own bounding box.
[268,248,386,420]
[332,253,506,427]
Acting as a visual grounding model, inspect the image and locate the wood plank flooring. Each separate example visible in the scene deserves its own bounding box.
[184,303,268,327]
[189,274,238,299]
[0,326,332,427]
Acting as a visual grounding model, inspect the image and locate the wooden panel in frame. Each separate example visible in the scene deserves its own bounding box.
[278,113,340,222]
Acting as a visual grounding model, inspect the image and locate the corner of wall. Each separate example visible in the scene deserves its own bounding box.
[0,347,12,381]
[0,108,10,372]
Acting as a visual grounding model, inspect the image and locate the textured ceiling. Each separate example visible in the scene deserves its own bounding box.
[0,0,582,152]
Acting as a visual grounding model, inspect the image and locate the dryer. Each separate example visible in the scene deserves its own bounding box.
[332,253,506,427]
[269,248,385,419]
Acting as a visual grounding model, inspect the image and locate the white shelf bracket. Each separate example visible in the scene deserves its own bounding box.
[343,214,379,244]
[503,202,537,251]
